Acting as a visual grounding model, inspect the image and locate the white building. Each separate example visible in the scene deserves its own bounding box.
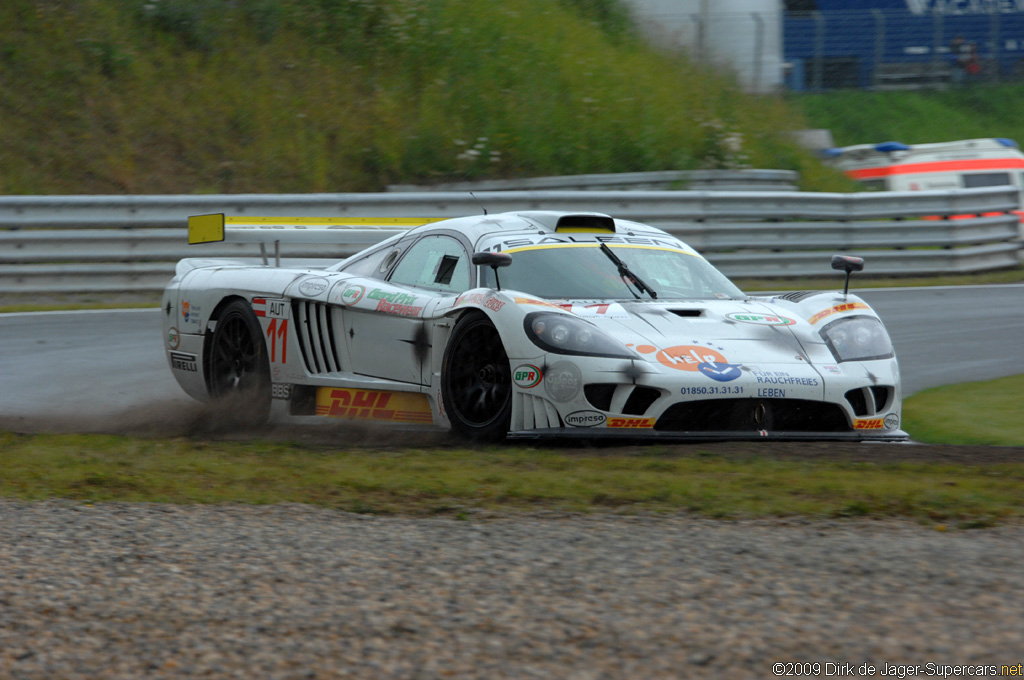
[619,0,784,93]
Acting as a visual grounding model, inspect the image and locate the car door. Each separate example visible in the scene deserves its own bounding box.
[342,234,472,385]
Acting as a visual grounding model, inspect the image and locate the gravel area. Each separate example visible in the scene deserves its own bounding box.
[2,500,1022,679]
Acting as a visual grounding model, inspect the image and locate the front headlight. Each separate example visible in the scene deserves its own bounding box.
[524,312,635,358]
[820,315,894,362]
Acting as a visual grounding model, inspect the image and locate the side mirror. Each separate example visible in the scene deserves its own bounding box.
[831,254,864,273]
[472,252,512,268]
[831,254,864,298]
[473,251,512,290]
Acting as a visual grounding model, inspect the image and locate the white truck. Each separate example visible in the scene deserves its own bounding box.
[824,138,1024,198]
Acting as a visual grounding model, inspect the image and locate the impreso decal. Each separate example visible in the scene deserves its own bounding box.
[726,312,796,326]
[808,302,869,325]
[608,417,655,429]
[169,351,198,373]
[315,388,433,423]
[167,327,180,350]
[512,364,543,388]
[565,410,606,427]
[854,418,885,430]
[298,277,331,297]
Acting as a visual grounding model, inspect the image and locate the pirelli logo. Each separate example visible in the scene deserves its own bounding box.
[607,417,656,429]
[315,388,433,424]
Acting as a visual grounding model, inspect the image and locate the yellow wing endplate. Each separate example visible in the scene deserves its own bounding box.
[188,213,226,244]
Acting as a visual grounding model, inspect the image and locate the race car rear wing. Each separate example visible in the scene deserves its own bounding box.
[187,213,444,265]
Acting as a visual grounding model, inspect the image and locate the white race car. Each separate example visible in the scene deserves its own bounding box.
[163,210,907,441]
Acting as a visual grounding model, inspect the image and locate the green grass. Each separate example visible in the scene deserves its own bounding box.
[903,374,1024,446]
[791,83,1024,147]
[1,375,1022,524]
[0,431,1021,526]
[0,0,847,195]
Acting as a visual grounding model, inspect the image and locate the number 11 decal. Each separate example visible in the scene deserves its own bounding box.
[267,318,288,363]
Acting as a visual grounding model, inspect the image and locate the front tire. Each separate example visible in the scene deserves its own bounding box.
[206,299,271,425]
[441,312,512,440]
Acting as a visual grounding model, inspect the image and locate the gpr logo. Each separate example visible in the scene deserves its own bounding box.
[513,364,543,388]
[341,285,366,305]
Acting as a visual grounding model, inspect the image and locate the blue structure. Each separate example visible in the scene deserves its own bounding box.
[784,0,1024,89]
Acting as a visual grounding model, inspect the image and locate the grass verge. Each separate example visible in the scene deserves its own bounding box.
[0,430,1021,526]
[902,374,1024,446]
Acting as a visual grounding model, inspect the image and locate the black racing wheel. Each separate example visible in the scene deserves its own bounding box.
[441,312,512,440]
[206,299,271,425]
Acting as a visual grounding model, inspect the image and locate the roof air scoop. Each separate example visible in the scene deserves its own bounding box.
[555,214,616,233]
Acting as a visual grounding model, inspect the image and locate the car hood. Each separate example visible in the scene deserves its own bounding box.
[553,298,841,375]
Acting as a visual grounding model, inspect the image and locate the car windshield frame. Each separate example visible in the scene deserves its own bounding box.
[477,243,744,301]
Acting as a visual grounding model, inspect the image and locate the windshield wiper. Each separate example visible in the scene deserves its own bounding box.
[599,244,658,299]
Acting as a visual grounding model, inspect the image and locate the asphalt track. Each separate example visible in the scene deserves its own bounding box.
[1,285,1022,430]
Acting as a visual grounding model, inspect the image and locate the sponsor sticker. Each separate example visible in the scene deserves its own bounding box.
[854,418,885,430]
[169,351,198,373]
[608,417,655,429]
[167,327,180,350]
[884,413,900,430]
[565,410,606,427]
[315,388,433,423]
[298,277,331,297]
[726,312,796,326]
[340,284,366,305]
[656,345,741,383]
[368,288,423,317]
[456,292,506,312]
[808,302,869,325]
[512,364,543,388]
[544,361,582,402]
[252,297,288,319]
[181,300,201,323]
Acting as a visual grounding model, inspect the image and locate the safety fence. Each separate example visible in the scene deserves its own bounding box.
[0,186,1020,294]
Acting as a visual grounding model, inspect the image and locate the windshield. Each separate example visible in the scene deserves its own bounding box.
[479,244,744,300]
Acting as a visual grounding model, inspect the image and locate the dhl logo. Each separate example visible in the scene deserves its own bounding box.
[808,302,870,325]
[315,388,433,423]
[853,418,884,430]
[607,417,656,429]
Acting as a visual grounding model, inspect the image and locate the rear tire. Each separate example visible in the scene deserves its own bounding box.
[206,299,271,425]
[441,312,512,440]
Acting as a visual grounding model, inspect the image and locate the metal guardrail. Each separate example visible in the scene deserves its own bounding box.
[387,170,800,192]
[0,187,1020,294]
